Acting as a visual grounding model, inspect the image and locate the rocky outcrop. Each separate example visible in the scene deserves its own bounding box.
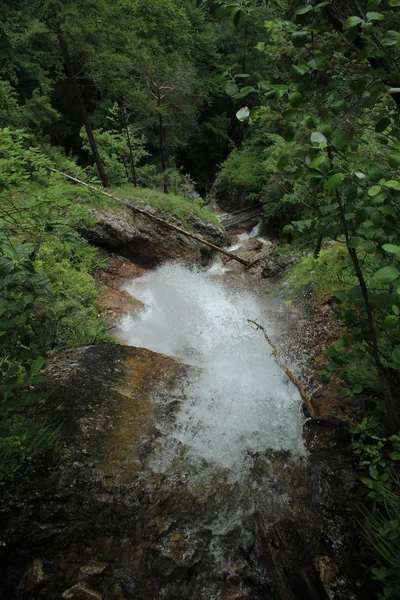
[0,345,195,599]
[83,206,228,266]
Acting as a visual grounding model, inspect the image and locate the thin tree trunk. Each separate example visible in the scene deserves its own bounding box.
[336,193,400,432]
[122,108,137,186]
[159,113,168,194]
[313,234,323,258]
[56,27,109,188]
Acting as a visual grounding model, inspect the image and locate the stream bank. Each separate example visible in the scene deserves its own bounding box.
[0,223,368,600]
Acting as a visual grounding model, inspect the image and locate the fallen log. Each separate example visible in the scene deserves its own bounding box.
[248,319,315,416]
[48,168,250,267]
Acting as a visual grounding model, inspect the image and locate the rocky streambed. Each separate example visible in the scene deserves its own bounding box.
[0,220,369,600]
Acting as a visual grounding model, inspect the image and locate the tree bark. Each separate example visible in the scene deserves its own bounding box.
[56,27,109,188]
[313,234,323,258]
[122,108,137,186]
[159,113,168,194]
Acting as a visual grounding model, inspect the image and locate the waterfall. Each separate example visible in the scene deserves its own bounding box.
[119,263,306,479]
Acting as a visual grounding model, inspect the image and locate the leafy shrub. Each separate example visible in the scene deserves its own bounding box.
[281,245,356,302]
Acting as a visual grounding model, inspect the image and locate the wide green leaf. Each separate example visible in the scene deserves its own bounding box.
[292,31,309,47]
[374,266,400,284]
[325,173,345,191]
[236,106,250,122]
[332,130,349,151]
[375,117,391,132]
[289,91,302,107]
[283,121,296,141]
[225,82,239,96]
[381,30,400,46]
[382,244,400,254]
[343,16,363,30]
[366,11,384,20]
[389,153,400,168]
[310,131,327,146]
[295,5,314,14]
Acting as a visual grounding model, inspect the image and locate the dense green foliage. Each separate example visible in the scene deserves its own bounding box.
[215,1,400,594]
[3,0,400,592]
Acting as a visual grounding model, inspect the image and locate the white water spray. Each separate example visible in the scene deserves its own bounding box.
[119,263,306,477]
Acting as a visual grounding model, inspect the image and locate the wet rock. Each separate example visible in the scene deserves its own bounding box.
[83,205,227,266]
[223,589,250,600]
[78,560,108,580]
[61,582,102,599]
[237,238,263,252]
[18,558,46,592]
[98,288,144,324]
[315,555,339,589]
[261,252,298,279]
[108,582,126,600]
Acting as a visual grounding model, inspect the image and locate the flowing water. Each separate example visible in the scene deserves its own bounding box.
[119,262,306,476]
[113,228,320,597]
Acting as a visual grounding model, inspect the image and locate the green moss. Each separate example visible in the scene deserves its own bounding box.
[112,184,222,231]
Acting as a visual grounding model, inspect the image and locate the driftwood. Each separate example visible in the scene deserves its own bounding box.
[48,168,250,267]
[248,319,315,416]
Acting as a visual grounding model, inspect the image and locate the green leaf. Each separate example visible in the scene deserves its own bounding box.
[290,64,309,79]
[348,237,364,248]
[310,154,327,169]
[381,30,400,46]
[292,31,309,47]
[368,185,381,196]
[225,82,239,96]
[334,337,344,351]
[283,121,296,142]
[236,106,250,122]
[375,117,391,132]
[289,91,302,107]
[382,244,400,253]
[343,16,363,30]
[332,130,350,151]
[374,266,400,283]
[30,356,45,375]
[277,153,290,168]
[308,54,329,71]
[388,0,400,6]
[233,86,255,99]
[364,240,376,253]
[384,180,400,190]
[366,11,384,19]
[325,173,345,191]
[295,5,314,14]
[392,347,400,364]
[390,451,400,460]
[389,153,400,168]
[384,315,398,328]
[310,131,327,146]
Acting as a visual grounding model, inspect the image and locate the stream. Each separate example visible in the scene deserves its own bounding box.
[110,227,336,598]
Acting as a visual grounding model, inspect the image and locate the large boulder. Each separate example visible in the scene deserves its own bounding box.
[82,205,228,266]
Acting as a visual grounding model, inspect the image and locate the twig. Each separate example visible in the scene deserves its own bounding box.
[248,319,315,416]
[48,168,250,267]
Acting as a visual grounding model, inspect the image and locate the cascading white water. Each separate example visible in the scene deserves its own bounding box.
[119,262,306,478]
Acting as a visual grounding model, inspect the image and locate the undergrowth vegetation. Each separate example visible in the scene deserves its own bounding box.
[0,129,114,489]
[113,184,221,230]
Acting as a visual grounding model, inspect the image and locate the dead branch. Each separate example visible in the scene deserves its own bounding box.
[248,319,315,416]
[48,168,250,267]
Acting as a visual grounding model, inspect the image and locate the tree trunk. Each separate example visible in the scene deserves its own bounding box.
[313,234,323,259]
[159,113,168,194]
[56,27,109,188]
[122,108,137,186]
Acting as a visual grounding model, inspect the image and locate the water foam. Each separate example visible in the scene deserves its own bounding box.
[119,262,306,476]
